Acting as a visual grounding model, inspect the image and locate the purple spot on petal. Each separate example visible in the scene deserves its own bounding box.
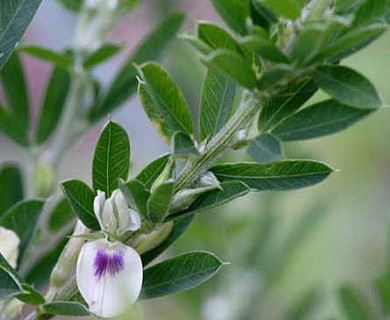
[93,249,125,279]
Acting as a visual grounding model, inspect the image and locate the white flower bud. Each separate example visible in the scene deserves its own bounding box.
[200,172,220,187]
[0,226,20,268]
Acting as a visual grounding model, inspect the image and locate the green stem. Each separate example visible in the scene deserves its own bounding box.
[175,92,261,191]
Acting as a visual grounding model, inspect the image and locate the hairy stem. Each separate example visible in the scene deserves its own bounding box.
[175,92,261,190]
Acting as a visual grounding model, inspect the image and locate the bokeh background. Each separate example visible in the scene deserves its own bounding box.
[1,0,390,319]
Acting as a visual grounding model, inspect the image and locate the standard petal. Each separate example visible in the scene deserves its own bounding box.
[112,190,141,234]
[0,226,20,268]
[112,189,128,217]
[94,190,106,215]
[100,200,116,233]
[76,239,143,318]
[94,191,106,227]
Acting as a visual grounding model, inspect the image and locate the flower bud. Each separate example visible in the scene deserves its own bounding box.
[133,222,173,254]
[33,162,56,198]
[0,226,20,268]
[170,172,220,213]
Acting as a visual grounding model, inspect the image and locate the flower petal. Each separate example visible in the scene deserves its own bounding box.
[100,200,116,233]
[76,239,143,318]
[94,191,106,227]
[0,226,20,268]
[112,189,128,217]
[125,209,141,232]
[112,190,141,234]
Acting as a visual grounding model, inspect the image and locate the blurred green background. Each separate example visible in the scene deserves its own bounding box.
[1,0,390,319]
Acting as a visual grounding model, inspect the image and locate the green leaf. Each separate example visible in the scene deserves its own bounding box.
[57,0,82,12]
[338,285,370,320]
[198,22,246,55]
[181,33,213,55]
[240,35,289,63]
[0,266,22,299]
[0,200,45,263]
[0,246,22,282]
[316,23,387,62]
[353,0,390,26]
[147,182,175,223]
[135,154,171,190]
[61,180,100,231]
[272,99,371,141]
[257,64,293,90]
[83,43,123,69]
[376,273,390,315]
[259,79,317,132]
[0,0,43,68]
[43,301,90,316]
[35,65,71,144]
[210,0,250,35]
[88,12,185,122]
[0,164,24,216]
[169,181,249,219]
[260,0,301,19]
[291,21,338,65]
[18,45,73,67]
[199,70,236,141]
[16,284,45,305]
[141,215,194,265]
[313,65,381,109]
[0,252,22,299]
[248,133,284,163]
[335,0,364,13]
[211,160,333,191]
[92,121,130,196]
[1,52,29,126]
[202,49,257,89]
[172,132,199,157]
[0,105,28,146]
[250,1,278,30]
[138,62,194,142]
[119,179,150,218]
[47,198,74,232]
[141,251,223,299]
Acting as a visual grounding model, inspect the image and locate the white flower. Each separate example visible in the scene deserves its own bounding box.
[0,227,22,320]
[0,226,20,268]
[94,190,141,237]
[76,238,143,318]
[76,190,143,317]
